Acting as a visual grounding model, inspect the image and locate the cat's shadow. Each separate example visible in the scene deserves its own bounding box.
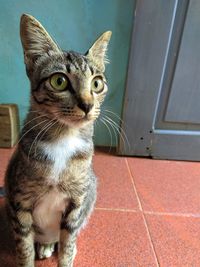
[0,199,16,267]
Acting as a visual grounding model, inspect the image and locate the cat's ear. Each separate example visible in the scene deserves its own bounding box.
[86,31,112,72]
[20,14,61,66]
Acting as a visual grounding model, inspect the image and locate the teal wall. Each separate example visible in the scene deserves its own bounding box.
[0,0,134,147]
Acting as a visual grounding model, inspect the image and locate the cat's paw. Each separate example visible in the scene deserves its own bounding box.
[36,242,56,259]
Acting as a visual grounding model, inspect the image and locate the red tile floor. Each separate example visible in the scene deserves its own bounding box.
[0,148,200,266]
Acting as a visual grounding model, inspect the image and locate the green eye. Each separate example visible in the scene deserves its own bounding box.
[91,77,104,93]
[50,73,68,91]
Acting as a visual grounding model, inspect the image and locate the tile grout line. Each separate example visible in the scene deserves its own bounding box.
[125,158,160,267]
[95,207,138,212]
[142,213,161,267]
[144,210,200,218]
[125,158,143,211]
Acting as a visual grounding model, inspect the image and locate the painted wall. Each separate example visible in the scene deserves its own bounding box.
[0,0,134,146]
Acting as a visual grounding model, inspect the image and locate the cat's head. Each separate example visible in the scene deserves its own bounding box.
[20,14,111,127]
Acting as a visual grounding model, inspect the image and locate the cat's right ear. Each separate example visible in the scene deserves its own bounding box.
[20,14,61,67]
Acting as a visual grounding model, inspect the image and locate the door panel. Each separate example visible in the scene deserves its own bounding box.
[119,0,200,160]
[165,0,200,124]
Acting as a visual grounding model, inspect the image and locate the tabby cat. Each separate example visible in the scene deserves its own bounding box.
[5,14,111,267]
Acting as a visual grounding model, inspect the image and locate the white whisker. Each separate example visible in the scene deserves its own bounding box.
[102,114,130,151]
[103,109,131,151]
[100,118,113,153]
[104,109,124,124]
[27,119,57,160]
[23,114,48,128]
[17,119,49,144]
[101,117,118,148]
[34,119,58,158]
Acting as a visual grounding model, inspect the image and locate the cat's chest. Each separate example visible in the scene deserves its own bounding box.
[41,135,88,182]
[33,187,69,243]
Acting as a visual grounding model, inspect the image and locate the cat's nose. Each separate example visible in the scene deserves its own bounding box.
[77,102,94,114]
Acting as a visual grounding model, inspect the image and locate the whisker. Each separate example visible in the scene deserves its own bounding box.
[103,114,130,151]
[27,119,57,160]
[100,118,113,153]
[103,113,130,147]
[17,119,49,144]
[34,119,58,158]
[22,114,48,128]
[103,109,124,124]
[101,117,118,148]
[54,121,65,137]
[102,116,120,148]
[103,109,131,151]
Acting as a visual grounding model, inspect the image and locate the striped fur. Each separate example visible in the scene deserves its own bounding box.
[5,14,111,267]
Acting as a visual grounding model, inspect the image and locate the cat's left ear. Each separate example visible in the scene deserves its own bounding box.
[86,31,112,72]
[20,14,61,67]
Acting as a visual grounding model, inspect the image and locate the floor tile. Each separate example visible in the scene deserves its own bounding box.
[127,157,200,214]
[75,209,158,267]
[0,201,157,267]
[94,153,139,210]
[36,257,57,267]
[146,214,200,267]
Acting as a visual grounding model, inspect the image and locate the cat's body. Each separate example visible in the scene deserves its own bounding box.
[5,14,111,267]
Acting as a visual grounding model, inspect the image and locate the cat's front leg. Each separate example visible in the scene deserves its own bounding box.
[9,208,35,267]
[58,200,88,267]
[58,229,77,267]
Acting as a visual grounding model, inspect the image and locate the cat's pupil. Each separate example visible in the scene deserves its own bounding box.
[57,77,64,86]
[94,81,98,88]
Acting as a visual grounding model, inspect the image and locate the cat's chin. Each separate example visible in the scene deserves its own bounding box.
[59,117,94,128]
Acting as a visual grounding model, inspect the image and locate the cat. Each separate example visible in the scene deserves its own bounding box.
[5,14,111,267]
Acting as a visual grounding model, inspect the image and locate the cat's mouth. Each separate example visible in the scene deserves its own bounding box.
[65,109,99,123]
[70,113,96,123]
[58,113,96,126]
[55,105,100,126]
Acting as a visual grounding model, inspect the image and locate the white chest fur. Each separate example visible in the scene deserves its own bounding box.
[41,133,89,183]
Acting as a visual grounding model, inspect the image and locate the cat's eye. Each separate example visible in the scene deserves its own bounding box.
[91,77,104,93]
[50,73,68,91]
